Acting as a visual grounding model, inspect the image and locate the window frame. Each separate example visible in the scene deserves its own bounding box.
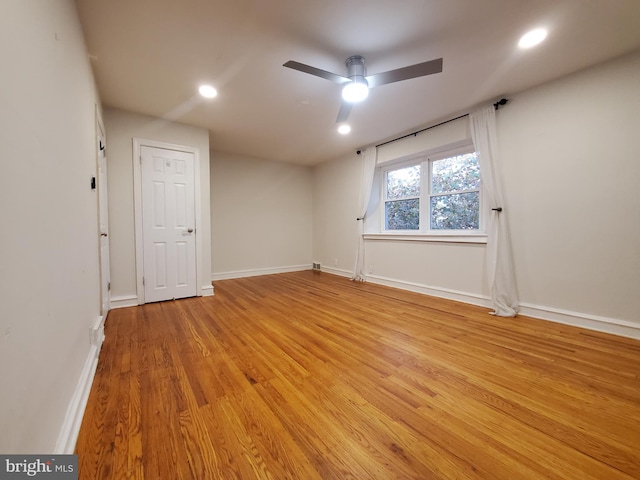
[378,142,485,241]
[383,163,422,231]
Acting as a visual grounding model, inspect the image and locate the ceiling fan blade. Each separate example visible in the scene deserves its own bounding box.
[366,58,443,88]
[283,60,350,85]
[336,101,353,124]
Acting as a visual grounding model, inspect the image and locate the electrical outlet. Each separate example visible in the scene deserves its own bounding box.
[334,258,338,266]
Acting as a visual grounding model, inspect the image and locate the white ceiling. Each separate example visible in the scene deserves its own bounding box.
[75,0,640,165]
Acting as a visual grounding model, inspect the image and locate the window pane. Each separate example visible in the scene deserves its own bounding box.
[386,165,420,200]
[385,199,419,230]
[430,192,479,230]
[431,153,480,194]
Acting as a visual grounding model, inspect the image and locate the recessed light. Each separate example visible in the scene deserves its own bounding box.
[198,84,217,98]
[337,124,351,135]
[518,28,548,49]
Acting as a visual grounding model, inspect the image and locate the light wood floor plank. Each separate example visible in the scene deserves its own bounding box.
[76,271,640,479]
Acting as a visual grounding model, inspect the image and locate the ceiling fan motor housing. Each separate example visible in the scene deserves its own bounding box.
[345,55,367,83]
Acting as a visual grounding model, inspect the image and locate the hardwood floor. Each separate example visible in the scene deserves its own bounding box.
[76,271,640,479]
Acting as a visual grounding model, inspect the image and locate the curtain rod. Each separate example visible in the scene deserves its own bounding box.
[375,98,508,149]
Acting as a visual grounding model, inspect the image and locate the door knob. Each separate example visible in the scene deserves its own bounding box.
[101,233,108,237]
[187,228,194,233]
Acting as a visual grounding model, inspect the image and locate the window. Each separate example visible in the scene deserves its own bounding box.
[383,147,481,232]
[429,152,480,230]
[384,164,421,230]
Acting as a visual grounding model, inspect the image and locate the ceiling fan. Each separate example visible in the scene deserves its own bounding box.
[283,55,443,124]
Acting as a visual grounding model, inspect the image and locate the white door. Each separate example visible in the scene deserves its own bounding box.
[141,146,197,302]
[97,123,110,315]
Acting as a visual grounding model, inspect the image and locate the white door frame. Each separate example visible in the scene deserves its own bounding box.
[133,138,204,304]
[96,110,110,315]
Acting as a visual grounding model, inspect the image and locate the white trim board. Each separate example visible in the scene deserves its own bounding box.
[54,335,103,453]
[361,274,640,340]
[110,294,138,309]
[112,288,212,307]
[316,266,352,278]
[212,264,312,281]
[518,303,640,340]
[366,273,492,308]
[202,284,214,296]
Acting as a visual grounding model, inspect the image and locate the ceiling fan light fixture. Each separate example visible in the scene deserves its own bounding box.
[342,78,369,103]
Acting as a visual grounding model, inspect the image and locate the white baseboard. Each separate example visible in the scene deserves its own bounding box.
[519,303,640,340]
[53,341,102,453]
[365,273,492,308]
[110,294,138,309]
[201,284,214,296]
[212,264,312,281]
[112,286,214,305]
[319,266,353,278]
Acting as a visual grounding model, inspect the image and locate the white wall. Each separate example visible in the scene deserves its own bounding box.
[312,152,362,275]
[313,51,640,334]
[499,51,640,324]
[0,0,102,452]
[105,108,212,303]
[211,152,313,278]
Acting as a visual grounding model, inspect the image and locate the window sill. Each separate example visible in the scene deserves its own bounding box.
[363,233,487,244]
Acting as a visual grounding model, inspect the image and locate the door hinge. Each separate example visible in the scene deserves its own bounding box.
[139,155,142,164]
[108,281,111,291]
[142,277,145,286]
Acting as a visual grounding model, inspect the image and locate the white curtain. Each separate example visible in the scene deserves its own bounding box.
[470,106,519,316]
[351,148,377,281]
